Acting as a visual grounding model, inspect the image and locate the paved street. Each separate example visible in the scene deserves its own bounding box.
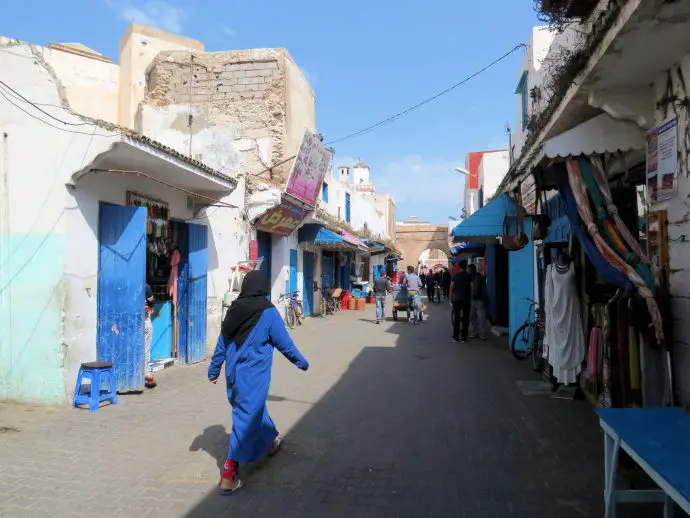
[0,300,666,517]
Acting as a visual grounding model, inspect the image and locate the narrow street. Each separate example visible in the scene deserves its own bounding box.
[0,302,618,517]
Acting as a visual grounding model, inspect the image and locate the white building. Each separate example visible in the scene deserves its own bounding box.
[0,24,315,404]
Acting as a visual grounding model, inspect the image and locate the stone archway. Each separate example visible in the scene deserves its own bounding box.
[395,218,450,270]
[419,248,449,269]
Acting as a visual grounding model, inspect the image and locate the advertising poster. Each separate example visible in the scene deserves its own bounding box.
[284,129,333,207]
[646,117,678,202]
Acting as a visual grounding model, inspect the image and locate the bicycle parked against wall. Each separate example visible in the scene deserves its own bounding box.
[510,297,544,371]
[280,290,303,329]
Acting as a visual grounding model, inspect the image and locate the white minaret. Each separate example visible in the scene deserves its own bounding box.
[353,159,370,185]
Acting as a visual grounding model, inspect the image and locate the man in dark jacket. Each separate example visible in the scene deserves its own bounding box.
[450,261,473,343]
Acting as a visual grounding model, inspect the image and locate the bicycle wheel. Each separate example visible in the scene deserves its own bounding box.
[511,322,533,360]
[532,327,544,372]
[285,306,296,329]
[319,297,327,317]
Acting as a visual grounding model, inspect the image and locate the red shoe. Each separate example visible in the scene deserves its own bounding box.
[145,374,157,389]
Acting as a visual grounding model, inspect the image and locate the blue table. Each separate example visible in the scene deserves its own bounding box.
[596,408,690,518]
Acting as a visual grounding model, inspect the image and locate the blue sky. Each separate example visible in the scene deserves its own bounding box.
[1,0,539,224]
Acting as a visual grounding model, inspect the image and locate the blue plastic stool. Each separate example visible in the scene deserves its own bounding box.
[72,361,118,412]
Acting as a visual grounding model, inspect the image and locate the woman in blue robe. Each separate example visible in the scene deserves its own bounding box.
[208,271,309,495]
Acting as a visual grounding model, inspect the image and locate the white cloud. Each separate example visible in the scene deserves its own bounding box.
[222,26,238,37]
[106,0,188,33]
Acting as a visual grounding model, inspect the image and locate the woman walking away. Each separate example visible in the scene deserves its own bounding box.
[208,271,309,495]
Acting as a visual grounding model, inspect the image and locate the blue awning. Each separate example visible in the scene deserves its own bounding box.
[299,224,343,244]
[451,193,517,243]
[450,242,485,254]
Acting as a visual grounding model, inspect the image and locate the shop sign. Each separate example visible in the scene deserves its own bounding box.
[254,200,306,236]
[284,129,333,208]
[646,117,678,203]
[520,174,537,214]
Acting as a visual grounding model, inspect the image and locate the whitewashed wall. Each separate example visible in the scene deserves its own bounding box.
[652,54,690,407]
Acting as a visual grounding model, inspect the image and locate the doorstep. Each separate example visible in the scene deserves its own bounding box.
[151,358,175,372]
[491,326,508,336]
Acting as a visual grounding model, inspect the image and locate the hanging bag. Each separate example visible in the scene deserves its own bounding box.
[501,193,529,251]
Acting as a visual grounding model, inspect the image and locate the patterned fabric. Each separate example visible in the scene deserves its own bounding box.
[566,159,663,344]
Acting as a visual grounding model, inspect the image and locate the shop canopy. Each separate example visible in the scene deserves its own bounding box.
[450,242,485,255]
[298,224,357,251]
[542,113,645,159]
[451,193,518,243]
[362,239,386,255]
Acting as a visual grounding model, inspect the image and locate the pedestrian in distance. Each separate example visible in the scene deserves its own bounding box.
[426,268,435,303]
[402,265,422,324]
[442,267,452,301]
[468,264,490,340]
[144,283,157,388]
[373,271,392,324]
[208,271,309,495]
[450,260,473,343]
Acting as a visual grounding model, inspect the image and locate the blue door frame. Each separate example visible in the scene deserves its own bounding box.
[97,203,146,392]
[508,218,535,351]
[303,251,315,316]
[289,249,298,296]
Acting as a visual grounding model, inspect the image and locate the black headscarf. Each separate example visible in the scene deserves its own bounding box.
[221,271,274,345]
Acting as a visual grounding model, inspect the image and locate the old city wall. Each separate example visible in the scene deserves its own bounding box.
[395,223,450,268]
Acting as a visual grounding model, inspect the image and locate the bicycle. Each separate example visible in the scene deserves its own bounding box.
[510,298,544,371]
[280,290,303,329]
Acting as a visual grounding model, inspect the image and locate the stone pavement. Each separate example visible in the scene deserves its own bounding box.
[0,300,674,517]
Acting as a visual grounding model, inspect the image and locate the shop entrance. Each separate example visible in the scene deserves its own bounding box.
[96,197,208,392]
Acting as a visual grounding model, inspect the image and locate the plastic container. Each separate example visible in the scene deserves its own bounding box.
[348,298,356,310]
[356,298,366,310]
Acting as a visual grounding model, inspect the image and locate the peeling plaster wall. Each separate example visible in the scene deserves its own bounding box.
[653,56,690,408]
[142,48,288,179]
[0,45,123,404]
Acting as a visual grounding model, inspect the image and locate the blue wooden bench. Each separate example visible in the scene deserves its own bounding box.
[596,408,690,518]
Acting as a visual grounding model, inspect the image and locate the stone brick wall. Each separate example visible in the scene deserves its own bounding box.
[143,49,290,183]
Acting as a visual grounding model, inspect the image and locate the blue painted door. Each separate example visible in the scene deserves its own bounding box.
[303,251,315,316]
[508,219,535,352]
[186,223,208,364]
[257,231,272,281]
[289,249,298,295]
[176,224,189,363]
[322,252,335,288]
[339,252,351,291]
[97,203,146,392]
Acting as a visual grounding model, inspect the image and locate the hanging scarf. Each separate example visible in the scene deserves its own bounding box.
[565,159,664,344]
[221,271,274,346]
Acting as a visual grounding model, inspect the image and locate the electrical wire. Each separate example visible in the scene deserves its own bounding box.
[249,44,524,176]
[325,44,526,145]
[0,88,117,137]
[0,79,91,126]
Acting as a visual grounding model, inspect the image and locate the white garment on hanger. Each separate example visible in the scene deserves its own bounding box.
[544,263,585,384]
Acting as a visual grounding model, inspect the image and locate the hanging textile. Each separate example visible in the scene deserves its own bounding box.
[543,262,586,384]
[554,168,635,297]
[580,157,656,292]
[590,156,658,281]
[127,191,170,238]
[565,159,663,344]
[597,302,613,408]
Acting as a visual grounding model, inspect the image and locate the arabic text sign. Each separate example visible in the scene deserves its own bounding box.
[284,129,333,207]
[254,200,306,236]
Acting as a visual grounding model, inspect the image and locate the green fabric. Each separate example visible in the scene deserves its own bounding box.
[578,157,655,293]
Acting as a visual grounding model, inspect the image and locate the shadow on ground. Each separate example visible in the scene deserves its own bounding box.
[185,301,672,518]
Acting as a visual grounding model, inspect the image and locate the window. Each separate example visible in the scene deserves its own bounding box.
[515,71,529,130]
[322,182,329,203]
[345,193,351,223]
